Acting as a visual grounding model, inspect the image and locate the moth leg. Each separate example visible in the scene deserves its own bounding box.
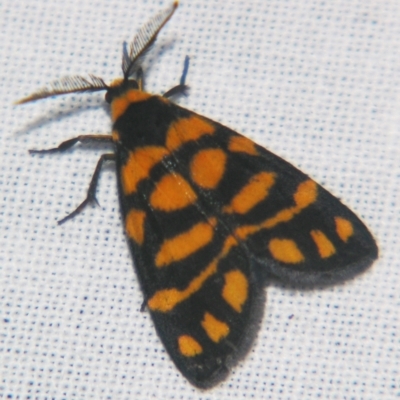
[163,55,190,98]
[29,134,113,154]
[140,299,147,312]
[58,153,116,225]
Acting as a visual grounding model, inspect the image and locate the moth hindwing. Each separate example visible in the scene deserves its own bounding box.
[18,2,378,389]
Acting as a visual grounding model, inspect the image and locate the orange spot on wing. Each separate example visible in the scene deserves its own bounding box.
[150,173,197,211]
[335,217,354,242]
[201,312,230,343]
[222,270,248,313]
[165,116,215,151]
[155,219,215,268]
[178,335,203,357]
[125,209,146,245]
[269,238,305,264]
[223,172,276,214]
[190,148,227,189]
[121,146,168,195]
[228,135,259,155]
[294,180,317,208]
[310,230,336,258]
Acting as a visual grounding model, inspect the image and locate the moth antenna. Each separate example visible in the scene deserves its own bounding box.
[122,1,178,79]
[15,75,108,105]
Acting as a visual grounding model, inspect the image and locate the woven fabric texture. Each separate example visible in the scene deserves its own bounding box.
[1,0,399,399]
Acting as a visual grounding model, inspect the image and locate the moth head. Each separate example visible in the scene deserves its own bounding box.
[15,2,178,105]
[104,78,140,104]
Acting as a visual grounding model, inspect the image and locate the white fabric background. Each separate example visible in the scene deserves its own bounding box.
[1,0,399,398]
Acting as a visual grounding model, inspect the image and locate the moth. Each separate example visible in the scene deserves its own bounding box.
[17,2,378,388]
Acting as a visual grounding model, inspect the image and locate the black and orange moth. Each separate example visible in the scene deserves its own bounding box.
[17,2,378,388]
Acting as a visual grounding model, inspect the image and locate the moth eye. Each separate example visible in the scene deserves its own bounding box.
[105,91,112,104]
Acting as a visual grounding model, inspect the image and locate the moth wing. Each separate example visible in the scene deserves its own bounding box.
[116,102,377,387]
[193,115,378,287]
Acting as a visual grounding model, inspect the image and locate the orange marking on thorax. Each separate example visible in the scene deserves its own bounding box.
[335,217,354,242]
[178,335,203,357]
[155,219,215,268]
[223,171,276,214]
[228,135,259,156]
[310,230,336,258]
[165,116,215,151]
[201,312,230,343]
[111,89,152,121]
[190,148,227,189]
[150,173,197,211]
[111,97,129,122]
[121,146,168,195]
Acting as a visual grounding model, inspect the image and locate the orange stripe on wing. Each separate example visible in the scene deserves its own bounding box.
[165,116,215,151]
[155,218,217,268]
[228,135,259,156]
[223,171,276,214]
[310,230,336,258]
[121,146,168,195]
